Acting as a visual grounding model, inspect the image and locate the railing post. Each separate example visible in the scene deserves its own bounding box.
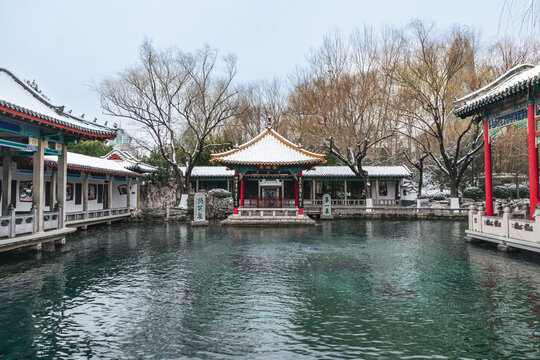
[9,204,15,238]
[534,207,540,241]
[31,203,37,233]
[468,204,476,230]
[502,206,511,238]
[477,205,485,233]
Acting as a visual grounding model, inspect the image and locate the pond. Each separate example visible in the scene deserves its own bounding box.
[1,220,540,359]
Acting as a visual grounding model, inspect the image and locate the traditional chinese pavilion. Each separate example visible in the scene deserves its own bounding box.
[455,64,540,252]
[210,121,326,225]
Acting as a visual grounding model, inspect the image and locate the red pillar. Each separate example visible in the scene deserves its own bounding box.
[240,176,245,207]
[484,118,494,216]
[298,171,304,215]
[295,178,299,207]
[233,170,239,215]
[528,101,540,219]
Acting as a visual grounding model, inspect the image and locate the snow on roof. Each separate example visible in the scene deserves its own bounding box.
[101,149,158,173]
[181,166,235,178]
[0,68,116,137]
[304,165,411,178]
[454,64,540,116]
[210,127,326,166]
[186,165,411,178]
[45,152,138,176]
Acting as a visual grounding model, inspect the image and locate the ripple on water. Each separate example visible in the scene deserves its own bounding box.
[0,220,540,359]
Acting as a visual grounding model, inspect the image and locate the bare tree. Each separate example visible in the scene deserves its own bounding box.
[500,0,540,35]
[235,78,288,140]
[393,21,485,198]
[289,27,401,197]
[99,41,242,196]
[486,36,540,76]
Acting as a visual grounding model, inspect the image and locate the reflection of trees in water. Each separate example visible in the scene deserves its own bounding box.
[468,245,540,356]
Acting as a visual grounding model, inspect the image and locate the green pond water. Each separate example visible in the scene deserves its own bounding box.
[1,220,540,359]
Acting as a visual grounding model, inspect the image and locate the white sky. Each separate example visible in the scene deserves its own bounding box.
[0,0,525,130]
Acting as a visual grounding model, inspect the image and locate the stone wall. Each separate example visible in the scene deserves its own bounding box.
[205,192,233,219]
[140,181,178,210]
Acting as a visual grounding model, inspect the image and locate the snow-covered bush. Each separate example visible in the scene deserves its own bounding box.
[507,184,529,199]
[492,185,511,199]
[209,188,232,198]
[424,189,450,201]
[463,186,484,201]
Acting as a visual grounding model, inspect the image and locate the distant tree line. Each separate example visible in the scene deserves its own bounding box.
[96,20,540,199]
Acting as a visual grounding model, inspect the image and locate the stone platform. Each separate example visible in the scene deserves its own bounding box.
[221,214,316,226]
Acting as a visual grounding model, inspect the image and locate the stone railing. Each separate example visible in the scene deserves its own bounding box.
[43,211,60,231]
[66,207,130,223]
[469,205,539,243]
[0,208,60,238]
[307,199,366,206]
[237,208,299,217]
[374,199,401,206]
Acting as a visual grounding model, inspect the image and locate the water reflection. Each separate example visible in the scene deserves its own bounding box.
[0,220,540,358]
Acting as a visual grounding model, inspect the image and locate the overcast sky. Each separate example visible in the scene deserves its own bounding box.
[0,0,524,129]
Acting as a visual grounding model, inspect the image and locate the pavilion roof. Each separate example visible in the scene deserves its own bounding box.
[44,152,138,177]
[101,149,158,174]
[210,127,326,166]
[454,64,540,118]
[304,165,411,178]
[0,68,117,139]
[185,165,411,179]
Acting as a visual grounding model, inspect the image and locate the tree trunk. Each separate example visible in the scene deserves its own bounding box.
[418,168,423,199]
[171,165,185,200]
[450,179,459,198]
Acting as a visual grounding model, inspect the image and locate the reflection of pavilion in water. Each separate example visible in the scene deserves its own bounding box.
[466,245,540,352]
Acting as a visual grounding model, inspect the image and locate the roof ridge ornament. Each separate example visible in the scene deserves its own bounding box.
[266,117,272,129]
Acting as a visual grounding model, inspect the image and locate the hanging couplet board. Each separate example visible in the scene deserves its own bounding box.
[233,174,239,208]
[298,175,303,208]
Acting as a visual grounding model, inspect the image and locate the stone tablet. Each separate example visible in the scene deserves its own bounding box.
[191,193,209,226]
[321,193,333,219]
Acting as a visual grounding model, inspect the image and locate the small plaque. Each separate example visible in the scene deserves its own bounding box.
[28,137,38,147]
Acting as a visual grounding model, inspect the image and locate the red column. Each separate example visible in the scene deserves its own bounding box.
[233,170,239,215]
[528,101,540,219]
[295,178,299,207]
[484,118,494,216]
[298,171,304,215]
[240,176,245,207]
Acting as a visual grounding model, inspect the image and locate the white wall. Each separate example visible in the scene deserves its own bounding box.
[370,179,398,200]
[0,166,139,215]
[65,177,83,213]
[1,172,54,214]
[87,179,106,211]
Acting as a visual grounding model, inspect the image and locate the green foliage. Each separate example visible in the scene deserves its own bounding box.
[67,140,112,157]
[323,153,343,166]
[507,184,530,199]
[463,186,484,201]
[142,150,173,189]
[492,185,511,199]
[176,131,238,166]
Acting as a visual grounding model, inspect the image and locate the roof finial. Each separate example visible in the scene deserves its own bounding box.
[267,117,272,129]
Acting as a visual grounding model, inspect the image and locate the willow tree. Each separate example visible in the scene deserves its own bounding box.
[99,41,242,196]
[289,27,401,198]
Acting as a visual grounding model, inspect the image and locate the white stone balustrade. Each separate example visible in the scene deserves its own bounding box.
[469,205,540,244]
